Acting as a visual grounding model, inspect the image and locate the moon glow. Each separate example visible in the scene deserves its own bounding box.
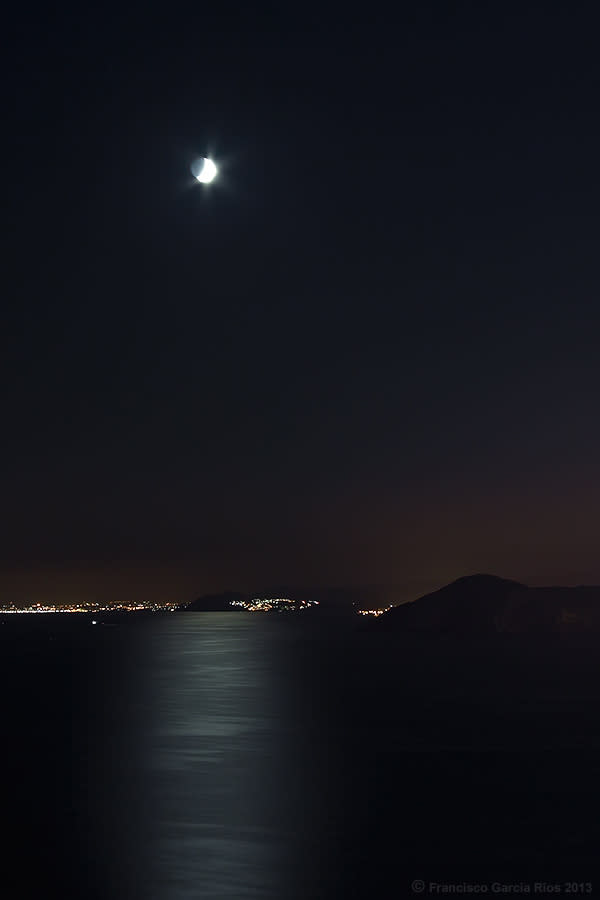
[192,157,218,184]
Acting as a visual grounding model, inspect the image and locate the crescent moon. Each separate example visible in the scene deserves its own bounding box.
[192,157,218,184]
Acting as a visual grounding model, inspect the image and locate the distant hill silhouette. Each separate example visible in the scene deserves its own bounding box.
[380,574,526,633]
[180,587,384,614]
[181,577,600,630]
[180,592,248,612]
[379,574,600,633]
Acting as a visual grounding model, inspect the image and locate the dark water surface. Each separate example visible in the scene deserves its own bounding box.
[2,613,600,898]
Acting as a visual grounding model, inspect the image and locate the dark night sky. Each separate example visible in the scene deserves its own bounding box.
[3,3,600,604]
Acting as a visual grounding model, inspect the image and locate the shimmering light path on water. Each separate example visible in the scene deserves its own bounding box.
[2,613,600,898]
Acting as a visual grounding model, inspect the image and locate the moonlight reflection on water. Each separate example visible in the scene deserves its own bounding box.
[2,614,599,898]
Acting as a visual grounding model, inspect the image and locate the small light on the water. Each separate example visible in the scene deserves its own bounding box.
[92,620,97,625]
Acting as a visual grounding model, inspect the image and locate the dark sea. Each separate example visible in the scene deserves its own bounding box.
[2,612,600,899]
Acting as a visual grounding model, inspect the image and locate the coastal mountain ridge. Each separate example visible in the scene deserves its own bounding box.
[378,573,600,632]
[180,574,600,631]
[181,586,392,613]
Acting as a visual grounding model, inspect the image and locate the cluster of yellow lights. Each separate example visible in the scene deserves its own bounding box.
[0,601,179,614]
[229,597,319,612]
[357,606,393,617]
